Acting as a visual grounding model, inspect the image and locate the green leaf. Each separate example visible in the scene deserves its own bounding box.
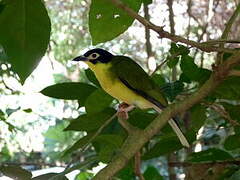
[64,108,116,132]
[41,82,97,104]
[224,135,240,150]
[62,133,94,156]
[190,104,207,131]
[167,56,179,68]
[213,77,240,100]
[75,172,94,180]
[160,81,184,101]
[228,170,240,180]
[187,148,233,162]
[94,134,124,148]
[179,73,191,83]
[98,144,116,163]
[0,2,6,14]
[169,43,178,54]
[85,89,113,114]
[143,166,163,180]
[151,74,166,86]
[0,165,32,180]
[178,44,190,55]
[221,102,240,122]
[23,108,32,113]
[128,109,156,129]
[180,55,199,80]
[0,0,51,83]
[89,0,142,45]
[85,69,100,87]
[143,131,195,160]
[143,0,152,5]
[180,55,211,83]
[116,165,135,179]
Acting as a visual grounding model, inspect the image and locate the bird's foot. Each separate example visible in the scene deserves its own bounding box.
[117,103,135,120]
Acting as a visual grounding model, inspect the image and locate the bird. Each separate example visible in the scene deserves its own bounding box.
[73,48,190,147]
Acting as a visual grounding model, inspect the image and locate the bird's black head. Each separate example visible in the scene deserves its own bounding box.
[73,48,114,64]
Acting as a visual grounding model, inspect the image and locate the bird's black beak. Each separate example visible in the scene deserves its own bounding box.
[72,56,88,62]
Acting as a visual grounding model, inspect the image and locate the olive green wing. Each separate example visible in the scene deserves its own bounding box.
[111,56,168,108]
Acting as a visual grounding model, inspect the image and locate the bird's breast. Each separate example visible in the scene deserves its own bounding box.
[88,64,152,109]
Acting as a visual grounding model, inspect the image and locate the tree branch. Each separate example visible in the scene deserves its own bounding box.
[93,50,240,179]
[217,3,240,64]
[109,0,239,53]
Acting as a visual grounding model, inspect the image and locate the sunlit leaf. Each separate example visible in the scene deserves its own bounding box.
[0,0,51,83]
[75,172,94,180]
[89,0,142,45]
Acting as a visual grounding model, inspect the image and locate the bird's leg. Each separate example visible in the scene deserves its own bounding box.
[117,103,135,133]
[117,103,135,119]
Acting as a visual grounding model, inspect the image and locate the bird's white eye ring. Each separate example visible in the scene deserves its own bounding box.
[89,53,99,60]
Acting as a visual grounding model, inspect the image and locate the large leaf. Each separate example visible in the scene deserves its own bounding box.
[94,134,124,148]
[64,108,116,132]
[190,104,207,131]
[143,166,163,180]
[224,135,240,150]
[32,173,68,180]
[41,82,97,105]
[180,55,211,84]
[89,0,142,45]
[0,0,51,83]
[221,102,240,123]
[229,170,240,180]
[143,131,195,160]
[62,133,94,156]
[212,77,240,100]
[95,134,124,163]
[0,165,32,180]
[85,89,113,114]
[160,81,184,101]
[128,109,157,129]
[187,148,233,162]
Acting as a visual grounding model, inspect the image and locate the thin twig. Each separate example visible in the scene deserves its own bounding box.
[210,103,240,126]
[217,3,240,64]
[134,151,145,180]
[109,0,239,53]
[168,160,240,167]
[79,113,117,153]
[228,70,240,76]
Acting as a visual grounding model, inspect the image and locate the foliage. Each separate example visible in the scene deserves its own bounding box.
[0,0,240,179]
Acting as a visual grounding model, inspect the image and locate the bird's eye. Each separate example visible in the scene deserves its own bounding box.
[89,53,99,60]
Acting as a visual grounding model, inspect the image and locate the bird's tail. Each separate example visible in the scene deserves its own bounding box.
[153,106,190,148]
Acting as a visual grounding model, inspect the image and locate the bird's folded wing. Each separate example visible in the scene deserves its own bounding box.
[111,56,167,108]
